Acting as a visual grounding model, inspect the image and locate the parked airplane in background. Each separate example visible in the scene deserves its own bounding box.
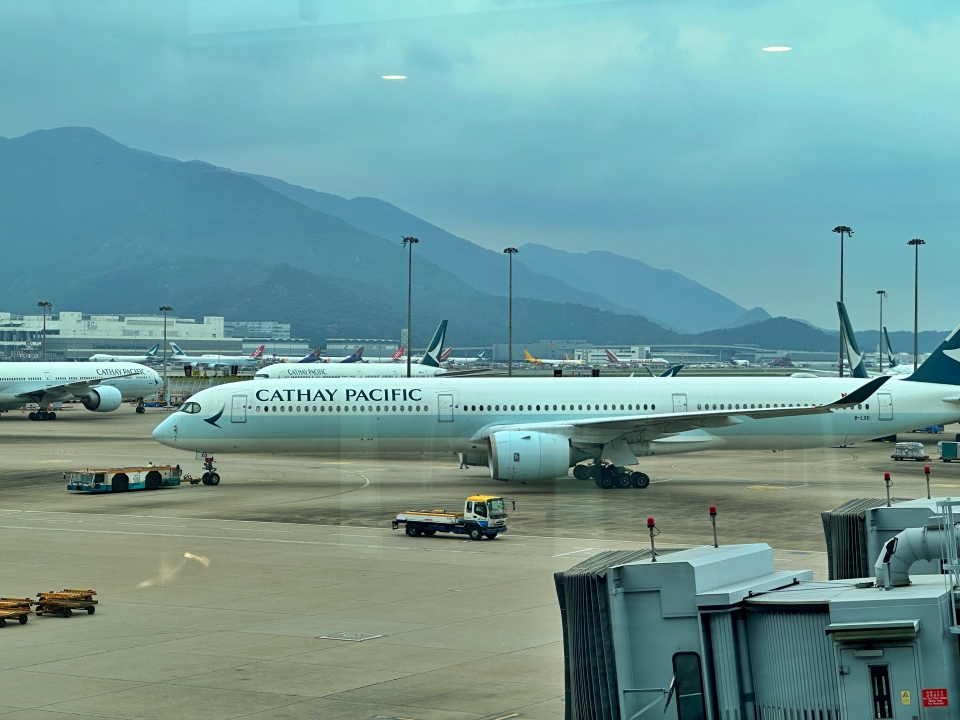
[728,356,750,367]
[442,349,486,365]
[524,350,584,366]
[365,347,405,363]
[604,350,668,366]
[1,362,161,421]
[89,344,160,363]
[170,343,265,371]
[254,322,449,379]
[319,347,364,363]
[265,348,323,365]
[838,302,914,379]
[151,323,960,491]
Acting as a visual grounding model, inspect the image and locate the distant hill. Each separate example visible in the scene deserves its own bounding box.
[686,317,839,352]
[516,243,754,333]
[247,173,639,317]
[724,307,772,328]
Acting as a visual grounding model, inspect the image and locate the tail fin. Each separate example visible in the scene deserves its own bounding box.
[341,346,364,363]
[904,325,960,384]
[298,348,322,363]
[145,344,160,357]
[391,347,404,360]
[419,320,448,367]
[251,345,265,358]
[661,364,683,377]
[837,301,867,378]
[605,349,620,363]
[169,342,184,356]
[523,349,538,363]
[477,350,485,359]
[440,348,451,362]
[884,327,898,368]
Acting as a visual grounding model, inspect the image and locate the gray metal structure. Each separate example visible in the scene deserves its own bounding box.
[559,531,960,720]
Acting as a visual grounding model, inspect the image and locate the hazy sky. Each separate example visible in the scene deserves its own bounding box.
[2,0,958,330]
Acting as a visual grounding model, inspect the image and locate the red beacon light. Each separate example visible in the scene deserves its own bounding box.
[709,505,717,516]
[647,516,655,528]
[884,472,891,481]
[925,465,931,475]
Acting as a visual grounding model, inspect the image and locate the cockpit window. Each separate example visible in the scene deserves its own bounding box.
[181,402,201,414]
[254,373,267,379]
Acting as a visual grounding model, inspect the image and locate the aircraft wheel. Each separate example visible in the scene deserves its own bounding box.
[207,472,220,486]
[136,407,145,414]
[614,470,632,489]
[599,474,615,490]
[48,412,56,420]
[573,464,591,481]
[201,472,211,485]
[39,411,49,421]
[28,412,37,421]
[631,472,650,489]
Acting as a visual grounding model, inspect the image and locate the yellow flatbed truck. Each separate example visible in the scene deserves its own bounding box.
[392,495,512,541]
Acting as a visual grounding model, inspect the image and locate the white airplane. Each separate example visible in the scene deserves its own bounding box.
[604,349,669,366]
[316,347,364,363]
[441,349,486,365]
[89,344,161,363]
[152,323,960,490]
[524,350,584,366]
[0,362,161,421]
[253,321,449,380]
[170,343,265,371]
[363,347,406,364]
[264,348,324,365]
[728,356,750,368]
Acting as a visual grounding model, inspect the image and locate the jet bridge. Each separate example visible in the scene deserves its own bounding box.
[556,515,960,720]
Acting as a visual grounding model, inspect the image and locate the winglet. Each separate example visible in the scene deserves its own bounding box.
[827,375,891,407]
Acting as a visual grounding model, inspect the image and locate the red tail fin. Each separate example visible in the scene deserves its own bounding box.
[391,347,404,360]
[251,345,265,358]
[605,349,620,362]
[440,348,451,361]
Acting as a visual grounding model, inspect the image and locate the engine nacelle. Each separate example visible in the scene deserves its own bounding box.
[81,385,123,412]
[489,431,571,482]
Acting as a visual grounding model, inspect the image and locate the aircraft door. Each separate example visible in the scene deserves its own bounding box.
[878,392,893,421]
[44,372,52,386]
[839,646,919,720]
[672,393,687,414]
[438,394,454,422]
[231,394,247,423]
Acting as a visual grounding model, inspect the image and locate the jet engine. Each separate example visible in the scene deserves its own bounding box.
[488,431,572,482]
[81,385,123,412]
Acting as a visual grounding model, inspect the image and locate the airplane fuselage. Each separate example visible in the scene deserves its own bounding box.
[0,362,161,411]
[152,376,960,460]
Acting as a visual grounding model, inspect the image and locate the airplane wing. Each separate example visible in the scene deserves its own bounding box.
[10,372,142,403]
[474,375,890,444]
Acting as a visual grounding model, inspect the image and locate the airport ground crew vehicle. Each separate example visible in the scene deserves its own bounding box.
[35,589,97,618]
[0,598,33,627]
[393,495,513,541]
[64,464,209,492]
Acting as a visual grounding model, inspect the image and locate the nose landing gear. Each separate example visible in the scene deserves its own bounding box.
[135,398,145,414]
[573,461,649,490]
[200,455,220,485]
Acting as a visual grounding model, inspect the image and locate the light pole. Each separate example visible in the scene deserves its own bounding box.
[908,238,926,370]
[401,237,418,378]
[37,301,51,361]
[159,305,172,406]
[832,226,853,377]
[503,248,518,376]
[876,290,887,373]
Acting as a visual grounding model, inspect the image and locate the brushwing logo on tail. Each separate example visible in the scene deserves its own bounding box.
[420,320,448,368]
[944,349,960,364]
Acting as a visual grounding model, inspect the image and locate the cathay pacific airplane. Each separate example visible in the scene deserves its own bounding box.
[153,326,960,489]
[839,302,914,378]
[254,321,450,380]
[90,344,160,363]
[1,362,161,420]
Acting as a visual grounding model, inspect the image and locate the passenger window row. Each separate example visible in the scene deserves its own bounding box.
[258,405,428,413]
[463,403,656,412]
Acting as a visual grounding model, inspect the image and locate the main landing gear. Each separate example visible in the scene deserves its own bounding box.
[573,461,650,490]
[28,410,57,421]
[200,455,220,486]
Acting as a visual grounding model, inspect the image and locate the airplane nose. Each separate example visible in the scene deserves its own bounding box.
[152,417,176,446]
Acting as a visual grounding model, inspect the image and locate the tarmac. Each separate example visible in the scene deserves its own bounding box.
[1,406,958,719]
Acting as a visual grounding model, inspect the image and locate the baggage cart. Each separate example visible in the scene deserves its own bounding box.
[35,589,97,618]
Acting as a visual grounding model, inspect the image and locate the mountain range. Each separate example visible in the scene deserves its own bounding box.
[2,126,942,353]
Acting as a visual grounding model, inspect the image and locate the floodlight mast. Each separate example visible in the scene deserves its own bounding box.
[159,305,172,406]
[37,301,52,360]
[876,291,887,373]
[832,226,853,377]
[908,238,926,371]
[402,237,419,378]
[503,248,519,376]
